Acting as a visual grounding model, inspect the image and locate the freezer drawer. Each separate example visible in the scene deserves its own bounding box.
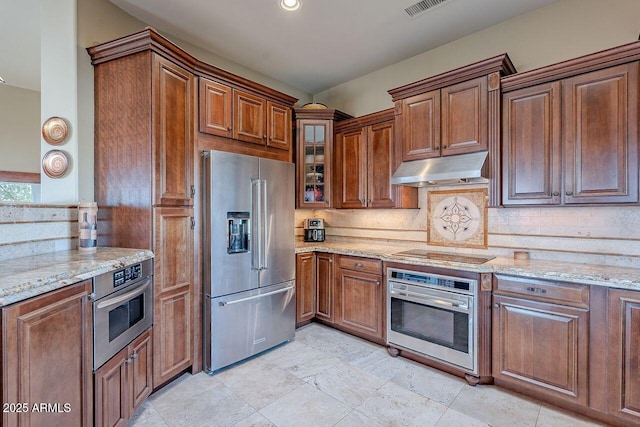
[204,281,295,373]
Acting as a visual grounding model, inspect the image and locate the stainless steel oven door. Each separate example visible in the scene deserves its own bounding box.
[93,277,153,370]
[387,281,476,373]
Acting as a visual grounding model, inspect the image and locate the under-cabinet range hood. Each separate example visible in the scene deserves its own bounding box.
[391,151,488,187]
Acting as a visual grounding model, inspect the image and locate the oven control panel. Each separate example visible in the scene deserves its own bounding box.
[113,263,142,287]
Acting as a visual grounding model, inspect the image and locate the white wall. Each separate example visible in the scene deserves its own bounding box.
[0,85,40,173]
[314,0,640,116]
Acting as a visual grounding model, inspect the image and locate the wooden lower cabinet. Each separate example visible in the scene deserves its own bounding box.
[95,328,153,427]
[1,281,93,427]
[492,294,589,406]
[295,253,316,326]
[334,256,384,343]
[608,288,640,424]
[153,207,194,387]
[315,253,334,322]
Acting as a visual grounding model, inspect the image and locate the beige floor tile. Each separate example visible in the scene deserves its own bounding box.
[150,371,221,404]
[450,384,541,427]
[295,323,380,364]
[389,359,466,405]
[269,340,341,380]
[306,361,386,408]
[351,348,414,381]
[259,383,351,427]
[334,409,384,427]
[213,357,305,410]
[152,382,255,427]
[435,408,490,427]
[357,381,448,427]
[536,404,610,427]
[233,412,275,427]
[127,400,168,427]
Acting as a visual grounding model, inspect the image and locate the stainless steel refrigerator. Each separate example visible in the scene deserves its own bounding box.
[203,150,296,373]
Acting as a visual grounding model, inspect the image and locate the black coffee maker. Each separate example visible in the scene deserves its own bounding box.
[303,218,325,242]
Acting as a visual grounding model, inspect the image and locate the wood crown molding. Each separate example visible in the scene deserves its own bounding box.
[387,53,516,101]
[87,27,298,106]
[334,108,395,132]
[293,108,353,121]
[502,40,640,92]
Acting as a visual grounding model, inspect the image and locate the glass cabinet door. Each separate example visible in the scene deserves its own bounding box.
[297,119,332,208]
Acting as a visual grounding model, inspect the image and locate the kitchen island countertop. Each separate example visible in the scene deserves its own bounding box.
[0,247,154,307]
[296,241,640,291]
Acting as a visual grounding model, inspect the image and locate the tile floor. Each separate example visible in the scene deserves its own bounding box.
[128,323,606,427]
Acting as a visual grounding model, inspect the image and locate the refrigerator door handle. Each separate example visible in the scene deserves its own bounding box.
[218,284,295,306]
[251,179,261,270]
[261,179,268,271]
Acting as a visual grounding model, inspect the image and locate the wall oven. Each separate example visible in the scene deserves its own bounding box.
[93,259,153,370]
[387,267,478,373]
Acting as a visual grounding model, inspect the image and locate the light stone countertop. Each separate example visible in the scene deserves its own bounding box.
[296,242,640,291]
[0,247,154,307]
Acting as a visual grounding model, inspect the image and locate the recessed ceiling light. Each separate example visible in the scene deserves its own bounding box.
[280,0,301,11]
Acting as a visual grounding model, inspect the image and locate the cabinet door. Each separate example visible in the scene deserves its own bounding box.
[563,62,639,204]
[233,89,267,145]
[502,82,562,205]
[297,120,332,208]
[492,295,589,406]
[153,207,194,387]
[2,281,93,427]
[334,127,367,208]
[334,268,384,341]
[295,253,316,326]
[367,120,395,208]
[128,328,153,416]
[94,348,128,427]
[608,288,640,423]
[199,78,232,137]
[401,90,441,160]
[153,54,194,206]
[267,101,291,151]
[316,252,334,323]
[441,76,488,156]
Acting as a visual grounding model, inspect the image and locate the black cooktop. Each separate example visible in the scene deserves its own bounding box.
[393,249,495,265]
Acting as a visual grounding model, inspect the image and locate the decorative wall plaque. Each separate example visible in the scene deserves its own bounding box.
[427,188,488,249]
[42,116,69,145]
[42,150,69,178]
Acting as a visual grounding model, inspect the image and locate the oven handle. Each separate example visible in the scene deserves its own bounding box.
[96,278,151,310]
[219,284,294,307]
[390,287,470,312]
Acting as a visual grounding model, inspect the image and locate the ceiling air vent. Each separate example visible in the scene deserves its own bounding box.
[404,0,448,18]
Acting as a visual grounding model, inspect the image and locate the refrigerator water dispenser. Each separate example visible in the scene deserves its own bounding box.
[227,212,249,254]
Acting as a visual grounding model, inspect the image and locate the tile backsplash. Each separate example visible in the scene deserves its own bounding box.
[296,188,640,268]
[0,204,77,261]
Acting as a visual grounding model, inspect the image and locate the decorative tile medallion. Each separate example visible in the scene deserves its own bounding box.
[427,188,487,248]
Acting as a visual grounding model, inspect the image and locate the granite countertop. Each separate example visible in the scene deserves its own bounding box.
[296,242,640,291]
[0,247,154,307]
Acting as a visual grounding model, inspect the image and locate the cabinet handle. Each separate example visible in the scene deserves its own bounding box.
[191,217,196,230]
[566,191,573,196]
[191,185,196,198]
[131,353,138,359]
[526,286,547,294]
[355,262,363,267]
[552,191,559,197]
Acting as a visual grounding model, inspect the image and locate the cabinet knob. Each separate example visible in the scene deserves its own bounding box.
[263,135,268,139]
[131,353,138,359]
[566,191,573,196]
[125,358,132,365]
[435,146,440,150]
[329,259,333,263]
[494,303,499,308]
[355,262,363,267]
[552,191,559,197]
[227,127,232,131]
[442,145,447,149]
[376,281,380,285]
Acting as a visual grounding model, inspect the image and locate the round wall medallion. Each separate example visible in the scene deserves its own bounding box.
[42,116,69,145]
[42,150,69,178]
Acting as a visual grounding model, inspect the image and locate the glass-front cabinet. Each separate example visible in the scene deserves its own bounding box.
[295,108,352,208]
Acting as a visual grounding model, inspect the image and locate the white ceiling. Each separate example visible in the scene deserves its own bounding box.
[0,0,559,94]
[110,0,559,94]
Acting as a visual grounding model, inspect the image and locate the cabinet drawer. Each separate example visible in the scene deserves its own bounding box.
[337,255,381,274]
[493,274,589,308]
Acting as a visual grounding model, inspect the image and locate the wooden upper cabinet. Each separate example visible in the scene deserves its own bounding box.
[335,127,367,208]
[199,78,232,138]
[154,55,194,206]
[563,62,639,204]
[441,76,488,156]
[367,121,395,208]
[401,89,441,160]
[233,89,267,145]
[267,101,292,151]
[2,281,93,427]
[502,82,562,205]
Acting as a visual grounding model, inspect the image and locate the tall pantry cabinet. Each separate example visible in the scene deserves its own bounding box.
[88,29,196,388]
